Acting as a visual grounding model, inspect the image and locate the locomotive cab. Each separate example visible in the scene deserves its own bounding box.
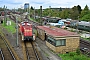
[19,21,35,41]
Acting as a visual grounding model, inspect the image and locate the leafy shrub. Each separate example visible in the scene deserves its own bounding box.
[74,57,82,60]
[76,48,81,55]
[69,52,77,56]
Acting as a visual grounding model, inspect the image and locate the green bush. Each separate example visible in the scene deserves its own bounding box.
[33,29,38,37]
[69,52,77,56]
[76,48,81,55]
[2,19,16,33]
[58,52,90,60]
[74,57,82,60]
[74,55,90,60]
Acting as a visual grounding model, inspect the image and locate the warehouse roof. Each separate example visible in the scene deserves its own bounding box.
[37,26,79,37]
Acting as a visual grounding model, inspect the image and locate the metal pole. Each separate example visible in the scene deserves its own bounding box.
[34,7,35,19]
[29,7,30,18]
[76,21,78,33]
[4,5,6,26]
[16,15,19,47]
[40,6,42,25]
[6,6,7,22]
[77,16,79,33]
[28,4,29,13]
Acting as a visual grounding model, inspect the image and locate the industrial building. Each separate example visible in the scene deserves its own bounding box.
[24,3,29,12]
[37,26,80,53]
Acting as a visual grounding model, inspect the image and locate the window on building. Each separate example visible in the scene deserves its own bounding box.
[46,36,56,46]
[56,39,66,46]
[46,36,66,46]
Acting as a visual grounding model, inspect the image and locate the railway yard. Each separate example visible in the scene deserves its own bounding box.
[0,28,19,60]
[0,13,90,60]
[0,34,15,60]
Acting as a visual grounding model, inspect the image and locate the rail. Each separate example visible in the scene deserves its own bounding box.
[80,39,90,47]
[80,38,90,57]
[24,41,41,60]
[24,42,30,60]
[0,34,16,60]
[0,48,4,60]
[31,42,40,60]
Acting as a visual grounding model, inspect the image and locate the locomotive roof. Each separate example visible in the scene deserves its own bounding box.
[20,21,32,27]
[21,21,29,23]
[37,26,79,37]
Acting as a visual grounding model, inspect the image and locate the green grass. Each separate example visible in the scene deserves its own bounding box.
[83,38,90,41]
[28,15,38,22]
[2,18,16,34]
[28,15,33,20]
[81,37,90,41]
[33,29,38,36]
[28,15,32,20]
[58,52,90,60]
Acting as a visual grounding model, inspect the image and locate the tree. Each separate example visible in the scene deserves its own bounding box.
[80,5,90,21]
[80,13,90,21]
[77,5,82,14]
[60,8,70,19]
[60,8,71,19]
[59,7,62,11]
[0,7,4,11]
[42,8,52,16]
[80,5,89,18]
[31,6,34,10]
[18,8,23,13]
[70,6,79,19]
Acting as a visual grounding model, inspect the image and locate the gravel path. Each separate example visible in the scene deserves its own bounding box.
[35,38,62,60]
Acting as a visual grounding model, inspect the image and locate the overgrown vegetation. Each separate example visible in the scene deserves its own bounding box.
[33,29,38,37]
[2,17,16,33]
[28,5,90,21]
[58,51,90,60]
[81,37,90,41]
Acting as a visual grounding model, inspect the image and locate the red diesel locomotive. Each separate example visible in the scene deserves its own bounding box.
[19,21,35,41]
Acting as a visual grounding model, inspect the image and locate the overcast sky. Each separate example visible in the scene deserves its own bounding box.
[0,0,90,9]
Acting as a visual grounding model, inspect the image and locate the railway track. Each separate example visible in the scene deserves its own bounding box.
[24,41,42,60]
[0,48,4,60]
[80,39,90,57]
[80,39,90,48]
[27,18,40,27]
[0,34,16,60]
